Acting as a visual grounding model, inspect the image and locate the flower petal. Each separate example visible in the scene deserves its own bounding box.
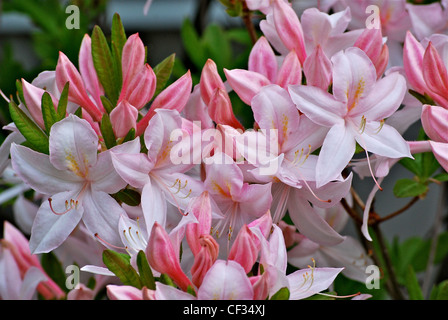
[288,85,345,127]
[29,190,84,254]
[10,143,81,195]
[81,190,125,249]
[287,192,345,246]
[197,260,254,300]
[356,122,412,159]
[287,266,343,300]
[49,114,99,176]
[316,123,355,188]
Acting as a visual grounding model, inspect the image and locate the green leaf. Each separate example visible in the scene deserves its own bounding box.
[122,128,136,143]
[102,250,142,289]
[153,53,176,97]
[159,273,176,287]
[111,13,127,58]
[433,280,448,300]
[433,172,448,182]
[100,113,116,149]
[40,251,69,294]
[100,95,115,114]
[270,287,290,300]
[114,188,141,206]
[9,100,49,154]
[203,24,232,70]
[181,18,206,70]
[91,25,120,104]
[399,157,422,177]
[16,79,25,106]
[393,178,428,198]
[405,265,424,300]
[41,92,58,134]
[136,250,155,290]
[408,89,435,105]
[57,82,69,120]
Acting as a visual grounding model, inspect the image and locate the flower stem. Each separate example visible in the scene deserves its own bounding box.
[242,9,258,45]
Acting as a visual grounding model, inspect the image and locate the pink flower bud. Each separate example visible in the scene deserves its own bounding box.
[121,33,146,94]
[79,34,104,110]
[273,0,307,64]
[186,191,213,256]
[430,141,448,172]
[200,59,226,106]
[2,221,65,300]
[21,79,58,129]
[249,36,278,83]
[421,104,448,143]
[109,100,138,138]
[276,49,302,88]
[354,28,389,79]
[208,87,244,131]
[56,52,103,121]
[146,222,193,291]
[403,31,427,94]
[224,68,270,105]
[423,42,448,100]
[190,235,219,288]
[136,70,192,136]
[228,225,259,274]
[250,274,269,300]
[119,64,156,110]
[303,45,332,90]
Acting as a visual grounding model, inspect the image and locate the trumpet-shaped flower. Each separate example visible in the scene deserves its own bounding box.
[111,109,204,234]
[204,152,272,242]
[235,84,350,246]
[289,47,411,188]
[10,114,128,253]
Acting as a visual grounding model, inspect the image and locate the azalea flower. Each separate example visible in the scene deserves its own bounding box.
[10,114,129,253]
[110,109,204,235]
[289,47,411,188]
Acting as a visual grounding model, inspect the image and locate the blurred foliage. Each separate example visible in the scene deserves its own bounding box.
[0,0,108,139]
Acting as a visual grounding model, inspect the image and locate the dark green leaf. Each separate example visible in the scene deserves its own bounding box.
[408,89,435,105]
[57,82,69,120]
[40,251,69,293]
[434,280,448,300]
[270,287,290,300]
[181,18,206,70]
[153,53,176,97]
[393,178,428,198]
[9,100,49,154]
[433,172,448,182]
[91,25,120,104]
[136,250,155,290]
[102,250,142,289]
[114,188,141,206]
[122,128,136,143]
[41,92,58,134]
[203,24,232,70]
[100,95,115,114]
[405,265,424,300]
[100,113,116,149]
[111,13,127,58]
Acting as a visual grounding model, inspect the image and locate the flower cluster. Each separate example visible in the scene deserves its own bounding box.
[0,0,447,300]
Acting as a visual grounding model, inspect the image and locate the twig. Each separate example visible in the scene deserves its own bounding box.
[422,182,447,298]
[371,224,405,300]
[341,197,363,225]
[242,10,258,45]
[375,196,420,224]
